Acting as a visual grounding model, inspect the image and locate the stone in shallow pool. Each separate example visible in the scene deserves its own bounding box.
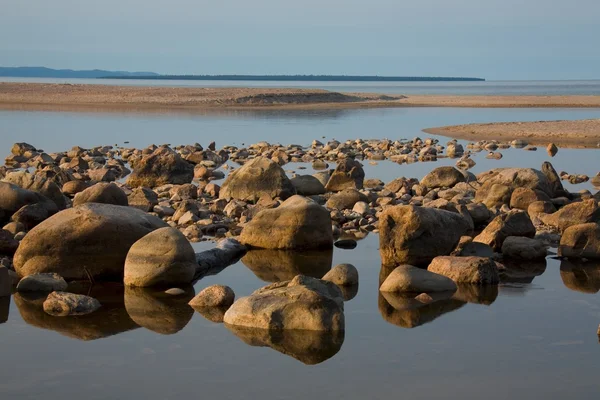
[17,273,68,293]
[43,291,101,317]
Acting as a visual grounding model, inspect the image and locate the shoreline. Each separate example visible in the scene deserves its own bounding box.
[2,83,600,112]
[424,118,600,148]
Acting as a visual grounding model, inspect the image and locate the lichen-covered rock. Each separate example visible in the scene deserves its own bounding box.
[43,291,101,316]
[223,275,344,331]
[428,256,500,284]
[325,159,365,192]
[219,156,295,202]
[124,227,197,287]
[380,265,457,293]
[73,182,128,207]
[379,205,471,267]
[239,195,332,250]
[14,203,168,281]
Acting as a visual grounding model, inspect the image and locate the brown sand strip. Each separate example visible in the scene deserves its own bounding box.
[424,119,600,148]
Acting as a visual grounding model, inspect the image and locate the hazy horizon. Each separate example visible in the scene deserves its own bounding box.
[1,0,599,80]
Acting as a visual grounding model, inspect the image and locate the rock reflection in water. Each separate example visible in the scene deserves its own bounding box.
[499,260,547,284]
[14,282,139,340]
[560,260,600,294]
[379,291,465,328]
[242,249,333,282]
[191,306,229,323]
[452,284,498,305]
[225,324,344,365]
[1,295,9,323]
[124,286,195,334]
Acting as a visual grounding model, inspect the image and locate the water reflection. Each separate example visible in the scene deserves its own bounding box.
[378,291,465,328]
[560,260,600,294]
[452,284,498,305]
[225,325,344,365]
[191,306,229,323]
[499,260,547,284]
[242,249,333,282]
[1,296,9,323]
[14,283,139,340]
[124,286,195,334]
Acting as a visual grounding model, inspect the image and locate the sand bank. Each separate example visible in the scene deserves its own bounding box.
[425,119,600,148]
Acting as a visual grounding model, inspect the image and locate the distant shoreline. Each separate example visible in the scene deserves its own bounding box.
[1,83,600,112]
[101,75,485,82]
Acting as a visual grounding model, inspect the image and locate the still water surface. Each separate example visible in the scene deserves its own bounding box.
[1,104,600,399]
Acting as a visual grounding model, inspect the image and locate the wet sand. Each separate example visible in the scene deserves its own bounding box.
[2,83,600,112]
[425,119,600,147]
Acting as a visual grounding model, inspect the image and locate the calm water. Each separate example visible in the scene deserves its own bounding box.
[3,77,600,95]
[1,101,600,399]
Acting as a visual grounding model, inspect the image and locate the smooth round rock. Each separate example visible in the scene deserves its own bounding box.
[322,263,359,286]
[188,284,235,307]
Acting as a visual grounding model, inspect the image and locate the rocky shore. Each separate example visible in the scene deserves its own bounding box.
[1,136,600,359]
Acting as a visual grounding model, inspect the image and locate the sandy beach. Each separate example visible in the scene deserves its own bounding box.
[2,83,600,111]
[425,118,600,147]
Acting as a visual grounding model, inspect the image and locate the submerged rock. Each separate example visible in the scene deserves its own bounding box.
[379,205,471,267]
[241,248,332,282]
[379,265,457,293]
[14,203,168,281]
[239,195,333,250]
[224,275,344,331]
[43,291,101,316]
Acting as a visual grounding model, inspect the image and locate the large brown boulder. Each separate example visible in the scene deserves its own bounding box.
[474,210,535,251]
[3,171,67,210]
[539,199,600,233]
[558,223,600,259]
[73,182,129,207]
[477,167,554,196]
[421,166,465,189]
[509,187,552,210]
[219,156,295,202]
[428,256,500,284]
[379,205,472,267]
[127,147,194,188]
[124,227,197,287]
[223,275,344,331]
[0,182,58,224]
[239,195,332,250]
[13,203,168,280]
[325,159,365,192]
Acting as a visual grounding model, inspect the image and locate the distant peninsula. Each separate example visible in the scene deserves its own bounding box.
[104,74,485,82]
[0,66,159,79]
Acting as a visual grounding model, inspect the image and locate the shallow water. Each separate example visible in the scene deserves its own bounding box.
[1,105,600,399]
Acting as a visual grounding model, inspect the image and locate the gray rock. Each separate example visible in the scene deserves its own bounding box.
[196,238,247,278]
[17,273,68,292]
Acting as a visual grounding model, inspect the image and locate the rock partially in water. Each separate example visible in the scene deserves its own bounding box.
[379,265,457,293]
[224,275,344,331]
[501,236,547,260]
[225,325,344,365]
[378,291,465,329]
[334,239,357,249]
[241,248,332,282]
[322,263,359,286]
[73,182,128,207]
[16,273,68,293]
[195,238,247,279]
[325,189,368,210]
[189,284,235,308]
[124,227,197,287]
[428,256,500,284]
[558,223,600,259]
[379,205,471,267]
[219,156,295,202]
[324,158,365,192]
[13,203,168,281]
[125,286,194,335]
[43,291,101,316]
[497,260,547,284]
[0,182,58,226]
[0,296,9,323]
[474,210,535,251]
[239,195,333,250]
[540,199,600,233]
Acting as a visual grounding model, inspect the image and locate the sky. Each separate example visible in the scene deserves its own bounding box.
[0,0,599,80]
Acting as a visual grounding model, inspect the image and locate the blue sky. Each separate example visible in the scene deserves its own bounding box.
[0,0,598,80]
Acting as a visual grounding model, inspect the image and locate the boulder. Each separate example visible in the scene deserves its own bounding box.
[528,200,557,220]
[290,175,326,196]
[380,265,457,293]
[188,284,235,308]
[16,273,68,292]
[379,205,471,267]
[428,256,500,284]
[539,199,600,233]
[501,236,547,260]
[62,180,90,196]
[324,159,365,191]
[239,195,333,250]
[474,211,535,251]
[223,275,344,331]
[510,187,552,210]
[477,167,555,197]
[322,263,359,286]
[11,203,51,230]
[14,203,168,280]
[325,189,368,210]
[73,182,128,207]
[127,187,159,212]
[420,166,465,189]
[0,181,58,224]
[475,182,512,209]
[558,223,600,259]
[127,147,194,188]
[124,227,197,287]
[541,161,568,197]
[43,291,101,316]
[219,156,295,202]
[3,171,67,210]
